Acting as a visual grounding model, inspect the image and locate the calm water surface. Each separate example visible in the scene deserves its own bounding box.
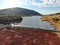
[19,16,55,30]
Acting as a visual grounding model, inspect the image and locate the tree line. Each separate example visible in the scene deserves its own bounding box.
[0,15,23,24]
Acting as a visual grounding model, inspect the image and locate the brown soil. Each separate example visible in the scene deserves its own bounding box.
[0,27,60,45]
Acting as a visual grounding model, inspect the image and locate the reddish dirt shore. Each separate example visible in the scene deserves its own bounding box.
[0,27,60,45]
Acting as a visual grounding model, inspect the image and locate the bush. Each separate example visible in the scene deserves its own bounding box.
[0,15,23,24]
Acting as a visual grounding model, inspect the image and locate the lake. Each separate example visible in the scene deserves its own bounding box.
[19,16,55,30]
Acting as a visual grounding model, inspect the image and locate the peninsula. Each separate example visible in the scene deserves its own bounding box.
[41,13,60,30]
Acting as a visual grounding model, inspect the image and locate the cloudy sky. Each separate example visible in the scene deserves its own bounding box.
[0,0,60,14]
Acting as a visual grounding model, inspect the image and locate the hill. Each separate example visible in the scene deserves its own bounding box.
[0,7,41,16]
[41,13,60,30]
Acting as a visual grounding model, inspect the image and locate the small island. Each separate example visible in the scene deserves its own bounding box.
[41,13,60,30]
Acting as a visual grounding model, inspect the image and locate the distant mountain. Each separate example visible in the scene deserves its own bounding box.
[54,13,60,15]
[0,7,41,16]
[50,13,60,15]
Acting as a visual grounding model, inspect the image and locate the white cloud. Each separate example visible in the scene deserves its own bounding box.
[1,0,23,8]
[24,0,60,7]
[1,0,32,9]
[1,0,60,9]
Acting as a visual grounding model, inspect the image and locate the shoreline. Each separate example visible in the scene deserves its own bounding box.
[41,14,60,31]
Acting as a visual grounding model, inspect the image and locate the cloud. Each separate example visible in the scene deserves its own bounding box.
[24,0,60,7]
[1,0,32,9]
[1,0,60,9]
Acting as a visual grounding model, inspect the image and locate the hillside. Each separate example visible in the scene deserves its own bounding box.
[0,7,41,16]
[41,13,60,30]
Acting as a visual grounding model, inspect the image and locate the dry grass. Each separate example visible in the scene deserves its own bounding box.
[41,14,60,30]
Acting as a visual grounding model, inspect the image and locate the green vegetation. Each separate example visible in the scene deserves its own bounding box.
[0,15,23,24]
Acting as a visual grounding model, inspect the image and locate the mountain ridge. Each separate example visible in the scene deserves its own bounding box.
[0,7,41,16]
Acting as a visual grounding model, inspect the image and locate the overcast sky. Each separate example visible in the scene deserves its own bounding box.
[0,0,60,14]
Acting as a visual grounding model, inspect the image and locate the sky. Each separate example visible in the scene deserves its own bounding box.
[0,0,60,15]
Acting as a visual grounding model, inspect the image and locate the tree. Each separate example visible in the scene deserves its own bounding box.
[0,15,23,25]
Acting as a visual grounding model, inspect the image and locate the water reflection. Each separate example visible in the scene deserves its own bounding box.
[19,16,55,30]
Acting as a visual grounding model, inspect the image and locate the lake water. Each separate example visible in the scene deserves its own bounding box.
[19,16,55,30]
